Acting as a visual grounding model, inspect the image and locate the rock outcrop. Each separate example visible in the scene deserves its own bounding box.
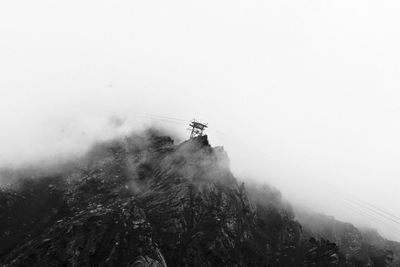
[0,132,398,266]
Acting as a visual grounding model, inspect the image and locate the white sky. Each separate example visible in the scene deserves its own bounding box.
[1,0,400,240]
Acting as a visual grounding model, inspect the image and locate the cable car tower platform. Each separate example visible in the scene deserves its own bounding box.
[188,120,208,138]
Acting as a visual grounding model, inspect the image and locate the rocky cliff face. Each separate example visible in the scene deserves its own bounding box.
[0,132,398,266]
[296,209,399,266]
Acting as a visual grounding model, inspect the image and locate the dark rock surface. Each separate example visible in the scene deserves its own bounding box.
[0,132,398,266]
[296,208,400,266]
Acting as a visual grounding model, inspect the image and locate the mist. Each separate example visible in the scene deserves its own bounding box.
[1,0,400,242]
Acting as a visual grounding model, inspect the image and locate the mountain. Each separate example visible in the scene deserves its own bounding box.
[0,131,399,266]
[296,208,399,266]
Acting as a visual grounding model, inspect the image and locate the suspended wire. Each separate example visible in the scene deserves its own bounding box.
[339,197,399,231]
[141,113,189,123]
[125,112,189,126]
[339,193,400,226]
[325,186,400,226]
[340,199,400,238]
[147,118,187,126]
[305,180,400,236]
[344,193,400,222]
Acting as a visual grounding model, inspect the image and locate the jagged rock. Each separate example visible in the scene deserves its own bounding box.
[0,132,398,266]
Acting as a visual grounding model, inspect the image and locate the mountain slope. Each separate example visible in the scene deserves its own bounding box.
[0,131,398,266]
[296,209,399,266]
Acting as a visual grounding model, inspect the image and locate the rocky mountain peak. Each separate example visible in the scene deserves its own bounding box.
[0,132,398,266]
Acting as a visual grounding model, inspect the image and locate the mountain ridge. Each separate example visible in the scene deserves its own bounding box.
[0,131,398,266]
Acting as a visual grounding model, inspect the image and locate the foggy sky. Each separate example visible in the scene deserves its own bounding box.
[1,0,400,240]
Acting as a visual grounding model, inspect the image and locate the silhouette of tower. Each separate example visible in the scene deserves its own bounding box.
[188,120,208,138]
